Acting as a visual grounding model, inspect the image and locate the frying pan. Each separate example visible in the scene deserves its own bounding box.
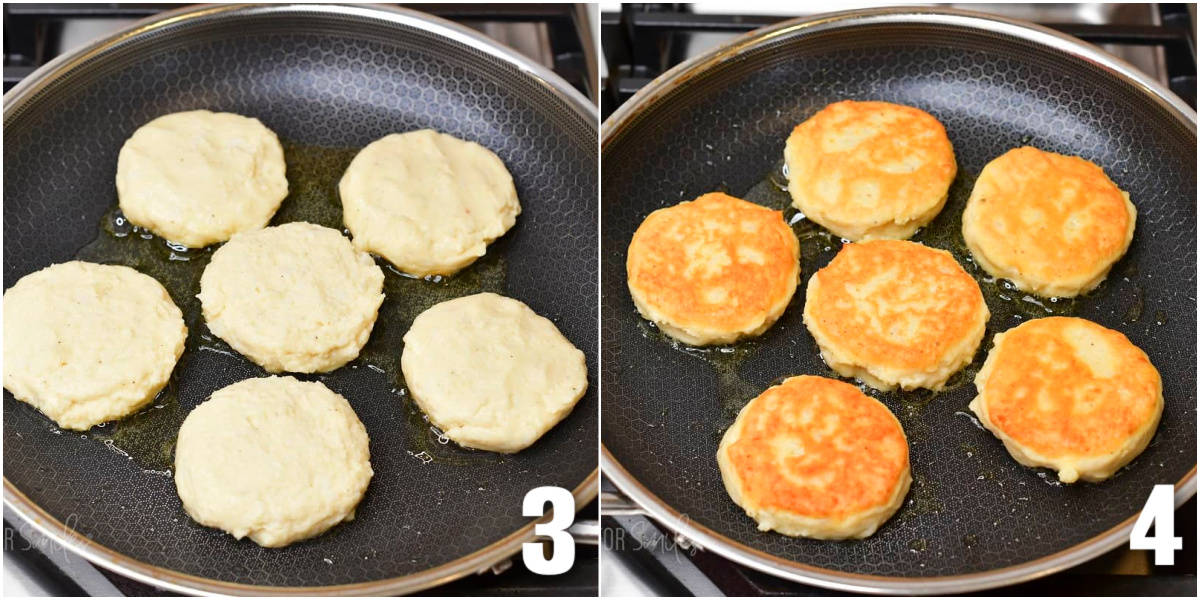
[3,3,597,595]
[601,7,1196,595]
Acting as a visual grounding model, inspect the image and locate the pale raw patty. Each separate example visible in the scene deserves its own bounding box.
[174,376,373,547]
[339,129,521,277]
[400,293,587,453]
[116,110,288,248]
[3,261,186,430]
[199,222,384,373]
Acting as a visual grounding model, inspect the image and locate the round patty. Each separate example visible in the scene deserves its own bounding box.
[3,261,186,430]
[116,110,288,248]
[785,100,956,241]
[718,375,911,539]
[400,293,587,453]
[198,222,384,373]
[626,192,800,346]
[970,317,1162,483]
[804,240,989,391]
[339,129,521,277]
[174,376,373,547]
[962,146,1136,297]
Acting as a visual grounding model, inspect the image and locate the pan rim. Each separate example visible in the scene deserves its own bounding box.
[602,6,1196,145]
[2,3,598,125]
[4,473,599,597]
[600,6,1196,595]
[3,2,599,596]
[601,448,1194,595]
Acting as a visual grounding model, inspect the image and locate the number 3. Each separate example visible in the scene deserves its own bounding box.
[522,486,576,575]
[1129,484,1183,565]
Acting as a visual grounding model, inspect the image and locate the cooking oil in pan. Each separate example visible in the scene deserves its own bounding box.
[396,396,506,468]
[67,140,509,472]
[91,379,186,473]
[899,471,945,521]
[743,160,841,281]
[271,141,358,229]
[358,251,506,376]
[366,245,507,467]
[634,319,760,437]
[72,205,213,473]
[1123,284,1144,323]
[638,158,1134,488]
[748,160,1091,322]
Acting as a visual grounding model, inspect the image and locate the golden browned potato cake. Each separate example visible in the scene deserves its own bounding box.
[718,375,911,539]
[970,317,1162,483]
[804,240,989,391]
[627,192,800,346]
[784,100,956,241]
[962,146,1136,297]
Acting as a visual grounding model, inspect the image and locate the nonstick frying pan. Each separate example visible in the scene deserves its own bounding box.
[3,3,597,595]
[601,7,1196,595]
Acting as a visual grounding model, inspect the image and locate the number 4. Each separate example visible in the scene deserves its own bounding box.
[1129,484,1183,565]
[522,486,576,575]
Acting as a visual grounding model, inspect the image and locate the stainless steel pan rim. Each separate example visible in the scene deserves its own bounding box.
[5,474,598,597]
[3,2,598,595]
[601,6,1196,596]
[602,450,1193,595]
[2,3,598,124]
[602,6,1196,141]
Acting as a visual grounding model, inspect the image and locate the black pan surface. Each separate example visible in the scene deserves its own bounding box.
[601,10,1195,587]
[4,4,597,592]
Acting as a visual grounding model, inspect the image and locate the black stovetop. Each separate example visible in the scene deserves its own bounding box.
[601,3,1197,118]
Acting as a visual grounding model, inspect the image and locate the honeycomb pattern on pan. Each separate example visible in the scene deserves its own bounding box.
[3,9,597,589]
[602,26,1196,578]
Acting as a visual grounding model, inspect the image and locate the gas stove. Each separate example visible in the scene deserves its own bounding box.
[601,2,1197,118]
[599,3,1197,597]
